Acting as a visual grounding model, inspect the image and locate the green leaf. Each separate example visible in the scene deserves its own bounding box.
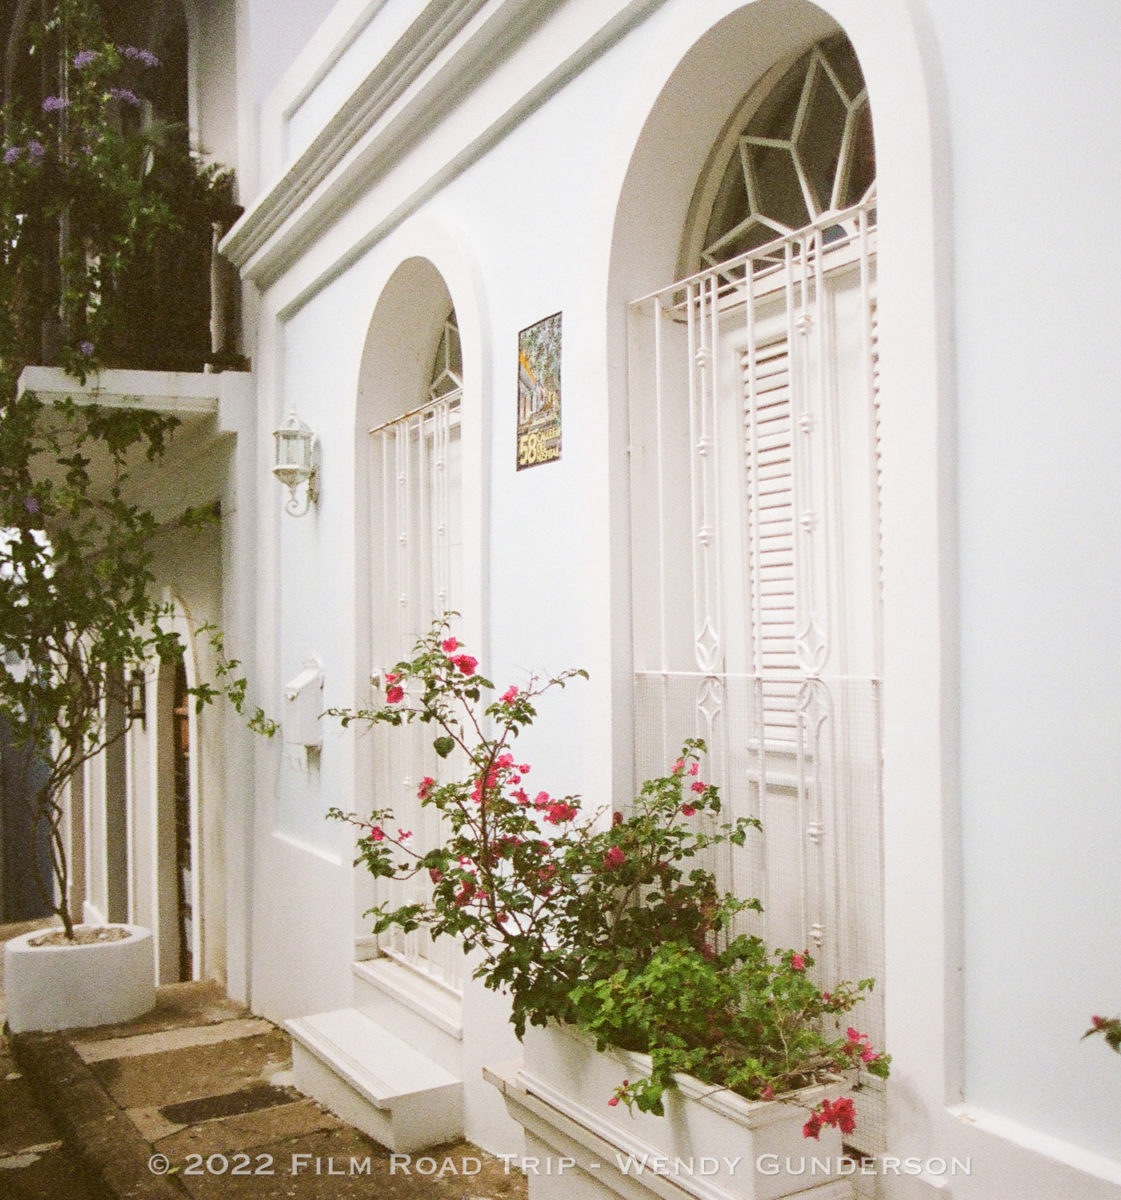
[434,735,455,758]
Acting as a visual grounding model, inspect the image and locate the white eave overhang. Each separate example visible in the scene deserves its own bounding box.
[16,366,252,522]
[19,366,222,419]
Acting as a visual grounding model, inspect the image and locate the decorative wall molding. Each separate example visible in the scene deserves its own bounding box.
[222,0,666,296]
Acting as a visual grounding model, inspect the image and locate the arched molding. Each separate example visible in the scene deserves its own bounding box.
[351,216,491,690]
[600,0,957,1163]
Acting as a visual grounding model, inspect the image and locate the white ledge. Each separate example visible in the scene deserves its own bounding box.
[17,366,224,416]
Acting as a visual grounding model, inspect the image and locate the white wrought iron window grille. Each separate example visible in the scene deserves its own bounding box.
[628,34,886,1153]
[366,310,464,991]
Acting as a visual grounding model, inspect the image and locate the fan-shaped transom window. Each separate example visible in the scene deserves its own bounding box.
[428,311,462,401]
[700,34,874,268]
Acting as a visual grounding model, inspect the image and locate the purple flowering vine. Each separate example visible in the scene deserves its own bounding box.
[42,95,71,112]
[109,87,141,107]
[119,45,160,68]
[72,49,98,68]
[3,146,20,165]
[26,141,44,161]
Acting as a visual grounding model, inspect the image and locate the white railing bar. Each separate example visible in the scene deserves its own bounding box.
[628,199,877,308]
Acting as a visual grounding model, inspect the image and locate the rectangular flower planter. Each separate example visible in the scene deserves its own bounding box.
[489,1023,854,1200]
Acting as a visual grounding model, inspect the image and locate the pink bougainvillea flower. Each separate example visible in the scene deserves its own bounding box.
[500,685,519,703]
[451,654,478,674]
[607,1097,619,1107]
[760,1085,774,1101]
[417,776,435,800]
[386,685,404,703]
[368,826,385,842]
[604,846,626,869]
[543,801,578,825]
[441,637,458,652]
[673,758,685,773]
[428,868,443,883]
[680,804,696,817]
[690,780,706,794]
[791,953,806,971]
[803,1113,822,1140]
[688,762,699,776]
[519,763,531,773]
[398,829,413,840]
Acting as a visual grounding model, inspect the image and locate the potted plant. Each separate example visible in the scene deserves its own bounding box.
[0,0,254,1032]
[330,620,890,1197]
[0,388,201,1029]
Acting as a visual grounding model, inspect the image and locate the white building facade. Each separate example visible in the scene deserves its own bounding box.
[72,0,1121,1197]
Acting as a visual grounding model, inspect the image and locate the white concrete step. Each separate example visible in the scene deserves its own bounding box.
[287,1007,463,1152]
[351,957,463,1075]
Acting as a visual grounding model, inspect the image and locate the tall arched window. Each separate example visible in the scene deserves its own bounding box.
[366,307,464,988]
[628,33,884,1152]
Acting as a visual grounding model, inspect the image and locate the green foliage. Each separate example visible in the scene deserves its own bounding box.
[330,617,890,1135]
[1084,1015,1121,1055]
[0,389,264,935]
[0,0,238,375]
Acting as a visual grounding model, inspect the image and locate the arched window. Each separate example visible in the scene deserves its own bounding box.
[628,33,884,1152]
[366,306,463,988]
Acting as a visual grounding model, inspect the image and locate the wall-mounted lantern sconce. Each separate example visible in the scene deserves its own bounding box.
[272,411,318,517]
[127,669,147,726]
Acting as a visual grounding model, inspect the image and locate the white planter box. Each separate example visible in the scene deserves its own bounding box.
[490,1023,854,1200]
[4,924,156,1033]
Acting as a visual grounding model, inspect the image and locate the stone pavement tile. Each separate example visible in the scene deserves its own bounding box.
[171,1128,526,1200]
[153,1099,346,1160]
[0,1073,64,1158]
[76,1019,275,1064]
[11,1032,183,1200]
[89,1029,292,1109]
[71,981,248,1042]
[0,1138,101,1200]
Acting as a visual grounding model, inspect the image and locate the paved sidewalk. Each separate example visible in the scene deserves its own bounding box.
[1,923,527,1200]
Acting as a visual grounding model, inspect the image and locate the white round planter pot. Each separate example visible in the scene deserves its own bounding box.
[4,924,156,1033]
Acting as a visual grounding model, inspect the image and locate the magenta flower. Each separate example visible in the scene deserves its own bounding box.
[690,780,706,794]
[500,685,519,703]
[680,803,696,817]
[386,685,404,703]
[603,846,626,869]
[451,653,478,674]
[791,953,806,971]
[368,826,385,842]
[441,636,458,652]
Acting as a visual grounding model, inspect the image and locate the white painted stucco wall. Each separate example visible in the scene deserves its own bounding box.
[223,0,1121,1193]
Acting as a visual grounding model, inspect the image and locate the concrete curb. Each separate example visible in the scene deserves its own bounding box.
[10,1030,187,1200]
